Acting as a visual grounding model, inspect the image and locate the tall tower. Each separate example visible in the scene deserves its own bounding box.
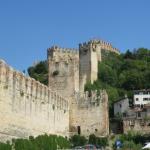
[79,40,101,92]
[47,46,79,99]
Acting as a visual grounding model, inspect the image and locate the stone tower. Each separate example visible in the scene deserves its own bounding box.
[47,46,79,99]
[79,40,101,92]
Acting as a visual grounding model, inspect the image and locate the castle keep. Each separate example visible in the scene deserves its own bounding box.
[0,39,119,141]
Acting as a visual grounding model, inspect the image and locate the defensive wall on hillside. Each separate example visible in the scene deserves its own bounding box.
[0,60,69,142]
[0,39,118,141]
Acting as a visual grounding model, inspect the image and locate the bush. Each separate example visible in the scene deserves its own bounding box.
[114,132,150,150]
[89,134,97,145]
[0,134,71,150]
[0,142,12,150]
[96,137,108,147]
[88,134,108,148]
[70,135,87,147]
[121,141,142,150]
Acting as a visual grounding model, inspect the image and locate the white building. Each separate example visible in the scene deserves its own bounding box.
[114,95,129,116]
[134,90,150,106]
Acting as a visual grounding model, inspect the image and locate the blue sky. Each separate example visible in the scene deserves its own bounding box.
[0,0,150,71]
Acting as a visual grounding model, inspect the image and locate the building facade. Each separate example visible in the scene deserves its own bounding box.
[134,90,150,106]
[114,96,129,116]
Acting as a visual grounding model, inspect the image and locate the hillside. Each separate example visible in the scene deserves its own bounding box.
[28,48,150,116]
[85,48,150,115]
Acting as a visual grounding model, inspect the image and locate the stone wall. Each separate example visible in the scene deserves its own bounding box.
[47,46,79,98]
[98,40,120,55]
[0,60,69,142]
[79,41,100,92]
[70,90,109,137]
[47,41,110,137]
[123,119,150,134]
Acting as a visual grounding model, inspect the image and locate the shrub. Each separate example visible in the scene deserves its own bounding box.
[0,142,12,150]
[88,134,108,147]
[70,135,87,147]
[0,134,71,150]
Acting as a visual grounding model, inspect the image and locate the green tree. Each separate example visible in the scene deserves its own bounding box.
[28,61,48,85]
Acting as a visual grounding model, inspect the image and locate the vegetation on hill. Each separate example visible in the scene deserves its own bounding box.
[85,48,150,116]
[28,48,150,116]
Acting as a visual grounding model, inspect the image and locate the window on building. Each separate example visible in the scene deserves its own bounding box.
[143,98,148,101]
[136,98,139,101]
[138,112,141,117]
[119,104,122,108]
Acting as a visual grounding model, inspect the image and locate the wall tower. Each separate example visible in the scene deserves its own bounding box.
[79,40,101,92]
[47,46,79,99]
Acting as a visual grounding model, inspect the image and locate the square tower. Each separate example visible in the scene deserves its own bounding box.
[79,40,101,92]
[47,46,79,99]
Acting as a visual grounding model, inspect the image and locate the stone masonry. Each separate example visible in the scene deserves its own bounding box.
[47,39,119,137]
[0,60,69,142]
[0,39,119,141]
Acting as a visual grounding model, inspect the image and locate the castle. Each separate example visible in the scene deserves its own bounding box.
[0,39,119,142]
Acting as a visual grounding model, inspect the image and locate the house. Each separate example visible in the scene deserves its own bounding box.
[123,104,150,134]
[134,89,150,107]
[114,95,129,116]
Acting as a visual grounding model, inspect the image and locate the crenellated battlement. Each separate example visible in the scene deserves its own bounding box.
[47,46,79,62]
[75,90,108,107]
[79,39,120,54]
[0,59,69,111]
[0,59,70,141]
[0,37,110,140]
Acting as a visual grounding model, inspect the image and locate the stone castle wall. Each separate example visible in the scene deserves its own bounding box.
[0,39,113,141]
[123,119,150,134]
[0,60,69,142]
[47,40,111,137]
[79,41,100,92]
[47,40,120,94]
[47,46,79,99]
[70,90,109,137]
[97,39,120,54]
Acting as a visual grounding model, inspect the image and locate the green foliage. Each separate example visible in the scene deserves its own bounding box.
[119,131,150,145]
[0,142,11,150]
[52,70,59,76]
[120,141,142,150]
[28,61,48,85]
[89,134,97,145]
[113,131,150,150]
[70,135,87,147]
[88,134,108,147]
[97,137,108,147]
[85,48,150,117]
[0,134,71,150]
